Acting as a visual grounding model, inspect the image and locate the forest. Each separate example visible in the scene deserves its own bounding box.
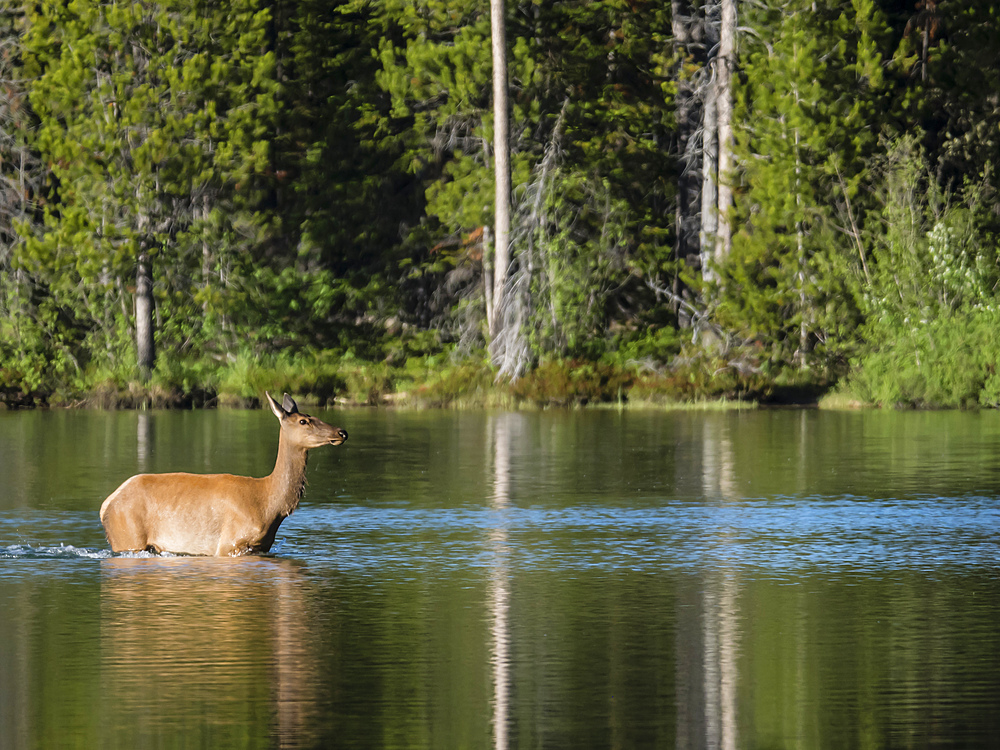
[1,0,998,409]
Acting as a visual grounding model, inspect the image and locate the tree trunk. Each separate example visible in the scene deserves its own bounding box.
[714,0,737,268]
[135,251,155,381]
[489,0,511,354]
[791,68,809,369]
[136,207,155,382]
[700,70,719,283]
[671,0,706,325]
[921,16,930,82]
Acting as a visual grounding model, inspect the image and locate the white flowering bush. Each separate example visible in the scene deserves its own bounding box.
[925,220,994,313]
[847,138,1000,407]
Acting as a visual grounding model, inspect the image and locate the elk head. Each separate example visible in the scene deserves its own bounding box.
[266,392,348,450]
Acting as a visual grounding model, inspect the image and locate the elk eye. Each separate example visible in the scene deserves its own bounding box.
[299,419,308,425]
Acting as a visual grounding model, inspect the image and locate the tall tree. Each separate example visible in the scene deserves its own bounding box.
[18,0,277,382]
[698,0,736,286]
[377,0,674,367]
[0,4,36,258]
[670,0,708,319]
[258,0,417,354]
[714,0,737,266]
[719,0,885,371]
[699,1,719,284]
[488,0,511,359]
[0,3,40,312]
[917,0,1000,186]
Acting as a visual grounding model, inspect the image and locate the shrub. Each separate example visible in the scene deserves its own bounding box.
[511,360,633,406]
[847,308,1000,408]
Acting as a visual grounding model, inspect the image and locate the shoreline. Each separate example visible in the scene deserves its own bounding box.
[0,378,851,412]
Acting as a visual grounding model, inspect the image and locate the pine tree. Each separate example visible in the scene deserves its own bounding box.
[18,0,276,382]
[669,0,708,314]
[258,0,416,353]
[920,0,999,186]
[377,0,675,368]
[0,2,49,394]
[719,0,887,372]
[0,3,40,306]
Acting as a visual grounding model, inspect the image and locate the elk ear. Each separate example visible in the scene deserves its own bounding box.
[266,391,286,420]
[282,393,299,415]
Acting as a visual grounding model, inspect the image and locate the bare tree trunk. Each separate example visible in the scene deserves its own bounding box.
[791,69,809,369]
[700,70,719,283]
[489,0,511,354]
[524,97,569,356]
[483,223,495,333]
[199,192,212,313]
[135,252,155,382]
[671,0,706,325]
[714,0,737,268]
[136,208,155,382]
[921,16,930,82]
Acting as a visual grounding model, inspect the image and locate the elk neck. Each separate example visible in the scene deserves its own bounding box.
[264,432,310,518]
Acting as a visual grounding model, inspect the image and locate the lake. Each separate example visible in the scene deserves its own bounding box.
[1,407,999,748]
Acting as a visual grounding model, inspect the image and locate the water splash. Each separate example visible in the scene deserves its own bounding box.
[0,543,113,560]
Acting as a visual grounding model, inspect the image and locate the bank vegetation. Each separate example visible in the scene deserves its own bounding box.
[1,1,998,409]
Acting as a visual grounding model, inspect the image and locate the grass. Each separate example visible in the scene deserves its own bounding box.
[817,389,870,410]
[2,354,771,411]
[0,326,841,414]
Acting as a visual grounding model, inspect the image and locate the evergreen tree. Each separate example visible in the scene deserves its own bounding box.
[0,2,37,262]
[921,0,999,187]
[260,0,416,355]
[0,1,49,395]
[719,0,888,373]
[668,0,709,323]
[377,0,675,368]
[17,0,276,384]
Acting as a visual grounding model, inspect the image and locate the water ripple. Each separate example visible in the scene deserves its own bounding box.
[2,495,997,578]
[285,494,1000,577]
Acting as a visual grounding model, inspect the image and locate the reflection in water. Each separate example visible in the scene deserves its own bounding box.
[273,566,318,747]
[136,412,150,472]
[0,583,29,750]
[4,410,1000,748]
[99,556,318,747]
[487,414,518,750]
[689,417,740,750]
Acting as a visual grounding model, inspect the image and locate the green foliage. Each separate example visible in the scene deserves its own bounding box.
[627,347,772,404]
[2,0,1000,409]
[718,0,886,372]
[863,137,997,323]
[376,0,675,360]
[511,360,633,407]
[899,0,1000,185]
[409,360,496,408]
[849,309,1000,408]
[845,136,1000,407]
[607,327,683,368]
[13,0,280,385]
[212,349,351,406]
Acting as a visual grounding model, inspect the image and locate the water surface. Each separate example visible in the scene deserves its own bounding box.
[1,408,999,748]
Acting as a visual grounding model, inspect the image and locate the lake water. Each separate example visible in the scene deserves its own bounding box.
[1,407,999,748]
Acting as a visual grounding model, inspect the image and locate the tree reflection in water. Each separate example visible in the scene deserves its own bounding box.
[487,413,519,750]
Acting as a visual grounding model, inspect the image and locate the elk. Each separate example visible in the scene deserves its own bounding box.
[100,392,348,556]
